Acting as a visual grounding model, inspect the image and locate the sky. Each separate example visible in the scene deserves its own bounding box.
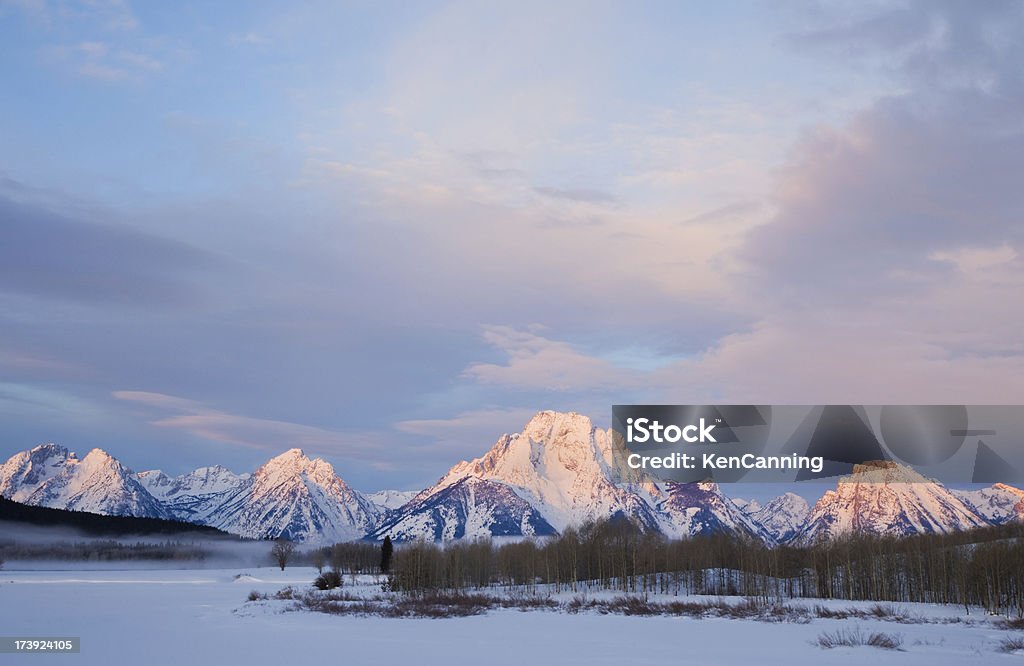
[1,0,1023,494]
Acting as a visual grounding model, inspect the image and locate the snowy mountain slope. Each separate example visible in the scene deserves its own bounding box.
[366,489,418,511]
[368,476,557,541]
[207,449,379,543]
[953,483,1024,525]
[6,429,1021,545]
[791,461,991,544]
[747,492,810,544]
[0,444,170,519]
[437,411,663,531]
[373,411,770,541]
[731,498,760,514]
[138,466,249,523]
[0,443,73,502]
[377,411,671,540]
[657,482,775,542]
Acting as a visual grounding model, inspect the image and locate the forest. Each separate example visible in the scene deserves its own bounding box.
[346,519,1024,617]
[0,496,230,537]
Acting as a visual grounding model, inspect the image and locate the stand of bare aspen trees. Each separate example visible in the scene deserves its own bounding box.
[372,518,1024,617]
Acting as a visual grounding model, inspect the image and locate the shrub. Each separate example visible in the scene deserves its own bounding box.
[999,637,1024,653]
[817,627,903,650]
[313,570,343,590]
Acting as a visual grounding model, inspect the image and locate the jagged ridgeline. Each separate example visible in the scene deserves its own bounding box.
[2,412,1023,543]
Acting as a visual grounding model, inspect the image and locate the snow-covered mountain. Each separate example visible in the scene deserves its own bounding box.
[657,481,774,542]
[137,465,249,523]
[731,498,760,514]
[5,427,1022,545]
[206,449,379,543]
[0,444,170,519]
[953,483,1024,525]
[444,411,663,529]
[374,411,670,541]
[366,489,418,511]
[746,492,810,544]
[0,443,72,502]
[2,445,378,542]
[367,476,557,541]
[791,461,991,544]
[370,411,771,542]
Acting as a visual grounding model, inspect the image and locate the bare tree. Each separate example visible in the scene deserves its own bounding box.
[271,538,296,571]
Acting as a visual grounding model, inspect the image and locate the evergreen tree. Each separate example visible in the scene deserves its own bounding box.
[380,535,394,574]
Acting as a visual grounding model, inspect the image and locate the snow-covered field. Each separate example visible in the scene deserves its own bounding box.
[0,565,1020,665]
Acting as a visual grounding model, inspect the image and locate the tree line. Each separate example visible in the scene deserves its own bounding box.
[382,518,1024,617]
[0,539,210,561]
[0,496,229,537]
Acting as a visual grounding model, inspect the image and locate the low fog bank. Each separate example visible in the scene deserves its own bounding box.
[0,521,297,569]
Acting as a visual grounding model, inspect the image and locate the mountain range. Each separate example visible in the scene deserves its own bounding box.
[1,411,1020,544]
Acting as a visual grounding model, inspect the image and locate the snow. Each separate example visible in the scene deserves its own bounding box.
[748,492,810,543]
[4,425,1024,546]
[366,489,418,510]
[954,483,1024,524]
[0,565,1013,665]
[208,448,380,543]
[383,411,763,541]
[794,462,991,543]
[0,444,172,519]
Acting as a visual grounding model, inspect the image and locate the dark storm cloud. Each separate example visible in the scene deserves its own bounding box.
[0,191,214,306]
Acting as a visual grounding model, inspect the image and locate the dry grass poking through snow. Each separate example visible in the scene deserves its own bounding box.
[999,637,1024,653]
[816,626,903,650]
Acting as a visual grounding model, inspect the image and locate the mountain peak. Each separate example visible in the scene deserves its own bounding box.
[29,442,69,457]
[794,462,988,543]
[1,444,168,519]
[846,460,931,484]
[210,448,378,542]
[521,411,594,439]
[82,448,116,463]
[992,483,1024,496]
[747,492,810,544]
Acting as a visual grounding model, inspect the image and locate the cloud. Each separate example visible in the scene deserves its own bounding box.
[681,201,762,226]
[437,2,1024,408]
[0,382,100,420]
[655,288,1024,404]
[396,407,540,454]
[533,186,618,206]
[462,325,641,392]
[2,0,136,30]
[46,40,163,81]
[930,243,1018,274]
[732,1,1024,310]
[113,390,389,459]
[0,188,214,306]
[0,349,81,375]
[680,0,1024,402]
[228,32,271,47]
[741,95,1024,304]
